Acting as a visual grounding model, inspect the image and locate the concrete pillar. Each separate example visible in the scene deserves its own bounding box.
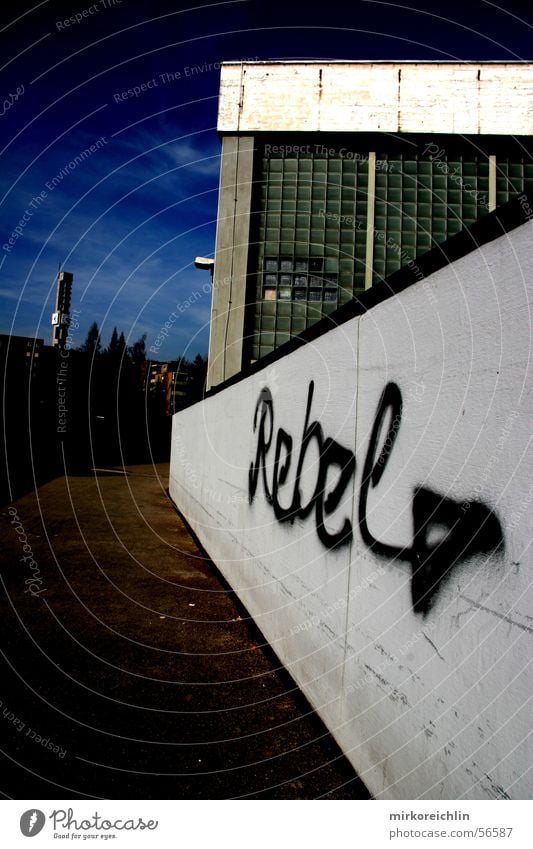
[207,135,254,389]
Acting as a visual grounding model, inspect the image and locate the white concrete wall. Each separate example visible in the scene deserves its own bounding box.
[218,62,533,135]
[170,220,533,800]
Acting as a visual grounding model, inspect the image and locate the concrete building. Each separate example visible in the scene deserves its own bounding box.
[207,61,533,387]
[170,62,533,799]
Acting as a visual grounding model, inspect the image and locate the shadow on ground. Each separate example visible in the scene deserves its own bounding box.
[0,464,370,800]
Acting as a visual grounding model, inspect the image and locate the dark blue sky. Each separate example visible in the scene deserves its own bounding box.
[1,0,531,359]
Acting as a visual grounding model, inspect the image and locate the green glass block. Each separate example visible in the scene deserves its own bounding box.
[340,230,357,247]
[339,288,353,305]
[386,189,402,206]
[339,258,354,273]
[463,162,479,177]
[325,209,341,226]
[281,213,296,228]
[279,228,293,242]
[260,332,275,347]
[276,316,291,332]
[276,332,290,347]
[509,163,524,178]
[403,188,417,202]
[291,318,306,334]
[416,235,432,253]
[275,301,291,318]
[306,305,322,322]
[387,214,401,230]
[385,260,399,276]
[283,186,297,201]
[312,190,327,206]
[462,204,477,223]
[386,172,400,188]
[417,203,431,218]
[295,229,310,247]
[403,160,418,175]
[311,212,326,228]
[267,214,281,229]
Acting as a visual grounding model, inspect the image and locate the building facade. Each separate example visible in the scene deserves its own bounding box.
[207,61,533,387]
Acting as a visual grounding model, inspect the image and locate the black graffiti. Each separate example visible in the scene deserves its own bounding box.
[249,382,355,549]
[249,381,504,614]
[359,383,504,614]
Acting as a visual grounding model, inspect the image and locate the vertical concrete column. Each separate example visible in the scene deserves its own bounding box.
[489,154,497,212]
[207,135,254,389]
[364,151,376,289]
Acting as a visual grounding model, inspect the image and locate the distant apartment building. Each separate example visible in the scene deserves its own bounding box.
[207,61,533,387]
[147,357,207,415]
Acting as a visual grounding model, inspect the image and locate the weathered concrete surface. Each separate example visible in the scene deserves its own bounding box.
[218,61,533,134]
[0,465,369,799]
[170,219,533,800]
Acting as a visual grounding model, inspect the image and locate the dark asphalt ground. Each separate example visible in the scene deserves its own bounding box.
[0,464,370,799]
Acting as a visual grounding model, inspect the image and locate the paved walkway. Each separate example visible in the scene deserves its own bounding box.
[0,464,370,799]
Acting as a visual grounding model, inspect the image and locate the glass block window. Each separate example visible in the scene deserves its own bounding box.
[373,152,490,283]
[247,137,532,363]
[495,157,533,206]
[251,145,369,360]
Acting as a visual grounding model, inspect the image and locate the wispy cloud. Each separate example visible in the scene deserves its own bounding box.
[1,118,219,357]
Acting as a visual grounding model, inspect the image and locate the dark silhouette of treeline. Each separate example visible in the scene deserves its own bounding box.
[0,324,207,505]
